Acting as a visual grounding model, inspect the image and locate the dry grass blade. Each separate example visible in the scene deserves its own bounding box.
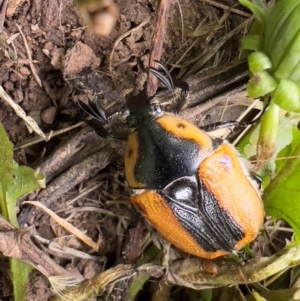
[0,85,48,140]
[200,0,252,17]
[0,0,8,30]
[34,234,106,261]
[17,143,115,228]
[172,14,226,78]
[0,32,18,60]
[24,201,99,251]
[183,19,252,79]
[61,206,121,220]
[51,264,134,301]
[48,241,106,261]
[13,121,85,150]
[50,276,84,301]
[175,0,185,43]
[15,24,42,87]
[232,99,263,144]
[0,0,18,61]
[168,245,300,288]
[168,17,221,73]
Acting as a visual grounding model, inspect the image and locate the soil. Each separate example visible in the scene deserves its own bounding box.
[0,0,252,300]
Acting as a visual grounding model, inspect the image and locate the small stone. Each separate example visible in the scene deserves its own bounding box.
[10,72,18,82]
[19,66,31,76]
[13,90,23,103]
[50,48,64,70]
[62,42,101,77]
[41,106,57,125]
[3,81,14,91]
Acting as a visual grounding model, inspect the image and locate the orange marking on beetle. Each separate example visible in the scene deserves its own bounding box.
[156,115,213,155]
[198,142,264,251]
[131,190,228,259]
[125,132,145,188]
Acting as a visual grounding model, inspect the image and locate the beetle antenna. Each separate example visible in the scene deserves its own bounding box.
[155,61,175,91]
[149,63,174,92]
[78,99,107,122]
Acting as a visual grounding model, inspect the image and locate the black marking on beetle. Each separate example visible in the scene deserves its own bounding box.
[127,149,133,158]
[176,122,185,129]
[132,120,210,189]
[159,175,244,253]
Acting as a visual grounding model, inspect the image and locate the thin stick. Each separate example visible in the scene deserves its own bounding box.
[0,85,48,140]
[147,0,170,97]
[14,121,86,150]
[15,24,42,87]
[0,0,8,31]
[231,99,262,144]
[200,0,252,18]
[175,0,185,44]
[24,201,99,251]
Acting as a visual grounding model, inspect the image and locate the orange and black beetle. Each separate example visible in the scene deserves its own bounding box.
[79,63,264,259]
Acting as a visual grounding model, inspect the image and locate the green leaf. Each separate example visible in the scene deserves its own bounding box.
[10,259,33,301]
[248,51,272,73]
[200,289,213,301]
[269,3,300,72]
[247,70,277,98]
[239,113,296,186]
[186,288,212,301]
[239,0,267,30]
[252,290,268,301]
[245,288,300,301]
[257,101,280,159]
[272,79,300,112]
[264,0,300,57]
[0,123,45,228]
[127,244,162,301]
[242,35,264,51]
[127,274,149,301]
[264,140,300,244]
[276,124,300,172]
[274,30,300,81]
[0,123,45,301]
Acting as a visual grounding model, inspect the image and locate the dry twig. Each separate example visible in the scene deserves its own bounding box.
[15,24,42,87]
[24,201,100,251]
[0,85,48,140]
[147,0,170,97]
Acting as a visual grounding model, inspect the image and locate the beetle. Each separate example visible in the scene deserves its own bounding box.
[79,63,264,259]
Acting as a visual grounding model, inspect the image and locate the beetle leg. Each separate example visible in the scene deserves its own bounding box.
[201,99,270,132]
[200,121,243,132]
[154,61,175,90]
[173,83,190,112]
[78,98,107,122]
[77,98,109,137]
[109,122,132,140]
[149,67,174,92]
[149,63,190,112]
[249,172,262,189]
[78,98,130,139]
[200,111,267,132]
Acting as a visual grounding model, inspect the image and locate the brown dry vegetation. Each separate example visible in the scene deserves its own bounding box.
[0,0,275,300]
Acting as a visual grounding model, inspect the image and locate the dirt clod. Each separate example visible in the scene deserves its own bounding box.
[62,42,101,77]
[41,106,57,125]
